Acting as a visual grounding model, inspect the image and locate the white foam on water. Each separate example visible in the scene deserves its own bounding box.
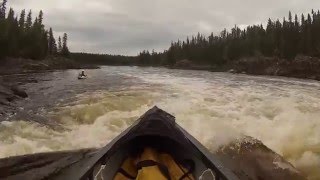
[0,67,319,179]
[135,70,320,179]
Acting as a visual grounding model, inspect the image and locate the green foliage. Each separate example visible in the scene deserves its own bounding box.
[0,5,70,61]
[61,33,70,57]
[18,9,25,28]
[0,0,7,19]
[58,36,62,53]
[138,9,320,66]
[71,53,136,65]
[48,27,57,55]
[25,10,32,31]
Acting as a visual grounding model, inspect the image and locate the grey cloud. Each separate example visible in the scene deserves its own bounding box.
[7,0,320,55]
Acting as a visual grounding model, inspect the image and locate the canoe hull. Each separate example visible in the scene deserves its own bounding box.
[78,76,87,80]
[52,106,239,180]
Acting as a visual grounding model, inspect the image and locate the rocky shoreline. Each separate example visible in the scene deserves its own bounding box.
[0,138,306,179]
[1,55,320,120]
[0,57,98,76]
[0,81,28,119]
[232,55,320,81]
[172,55,320,81]
[0,57,99,120]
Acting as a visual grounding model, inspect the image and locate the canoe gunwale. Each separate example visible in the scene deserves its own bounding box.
[54,106,239,180]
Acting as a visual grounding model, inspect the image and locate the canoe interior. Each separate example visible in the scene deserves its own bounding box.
[94,135,210,179]
[50,107,238,180]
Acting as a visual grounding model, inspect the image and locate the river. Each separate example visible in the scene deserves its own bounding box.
[0,66,319,179]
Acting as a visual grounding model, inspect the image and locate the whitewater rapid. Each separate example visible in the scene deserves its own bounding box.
[0,67,319,179]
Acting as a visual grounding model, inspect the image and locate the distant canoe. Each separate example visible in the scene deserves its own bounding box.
[78,75,87,80]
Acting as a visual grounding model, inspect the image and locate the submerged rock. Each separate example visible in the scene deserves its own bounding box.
[175,59,193,68]
[0,149,97,180]
[11,86,28,98]
[0,83,28,120]
[216,137,306,180]
[0,85,13,104]
[0,138,306,180]
[228,69,236,73]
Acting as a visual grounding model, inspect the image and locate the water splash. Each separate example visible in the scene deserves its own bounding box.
[0,67,319,179]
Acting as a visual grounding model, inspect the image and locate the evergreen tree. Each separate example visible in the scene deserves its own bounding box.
[294,14,299,27]
[306,14,313,54]
[7,8,14,22]
[0,0,7,19]
[0,5,70,60]
[18,9,25,28]
[61,33,70,57]
[48,28,57,55]
[167,45,176,66]
[6,8,18,56]
[301,14,305,25]
[38,10,43,25]
[0,0,7,59]
[137,9,320,65]
[25,10,32,31]
[58,36,62,53]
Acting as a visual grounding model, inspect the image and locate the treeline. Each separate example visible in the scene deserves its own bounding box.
[71,53,136,65]
[0,0,70,61]
[138,9,320,66]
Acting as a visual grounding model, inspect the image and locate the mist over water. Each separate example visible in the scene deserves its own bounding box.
[0,67,319,179]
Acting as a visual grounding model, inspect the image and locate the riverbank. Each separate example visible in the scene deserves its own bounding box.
[1,55,320,118]
[70,52,320,81]
[0,57,99,119]
[232,55,320,81]
[0,57,99,76]
[170,55,320,81]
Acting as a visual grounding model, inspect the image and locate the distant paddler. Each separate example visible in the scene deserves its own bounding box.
[78,70,87,79]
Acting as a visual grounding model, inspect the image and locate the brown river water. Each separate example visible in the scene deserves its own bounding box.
[0,66,319,179]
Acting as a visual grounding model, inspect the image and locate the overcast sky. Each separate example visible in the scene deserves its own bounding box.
[7,0,320,55]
